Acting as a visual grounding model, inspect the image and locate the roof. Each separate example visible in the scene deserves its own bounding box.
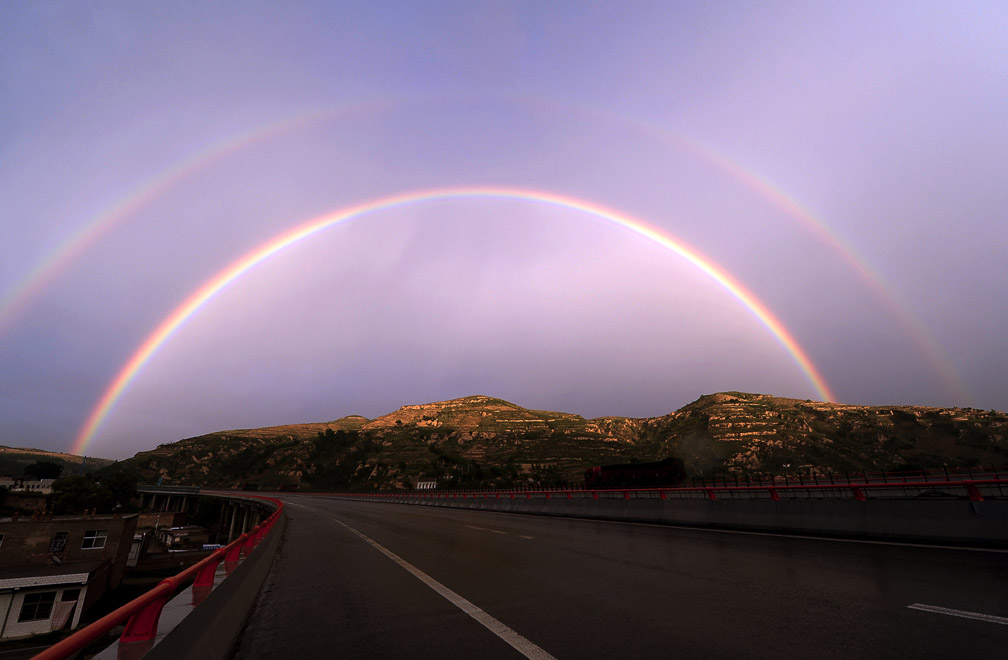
[0,560,109,590]
[0,513,138,525]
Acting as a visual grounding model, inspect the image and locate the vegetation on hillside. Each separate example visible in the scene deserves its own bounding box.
[0,447,113,478]
[99,393,1008,491]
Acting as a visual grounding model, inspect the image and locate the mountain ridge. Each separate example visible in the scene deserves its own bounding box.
[101,392,1007,490]
[0,445,114,477]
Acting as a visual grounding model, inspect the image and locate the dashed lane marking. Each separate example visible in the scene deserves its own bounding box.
[908,603,1008,625]
[331,517,557,660]
[466,524,534,539]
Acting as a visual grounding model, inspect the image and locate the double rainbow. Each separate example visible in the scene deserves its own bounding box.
[1,100,965,437]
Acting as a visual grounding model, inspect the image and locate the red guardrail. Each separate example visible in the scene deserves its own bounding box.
[684,465,1004,488]
[32,494,283,660]
[326,476,1008,503]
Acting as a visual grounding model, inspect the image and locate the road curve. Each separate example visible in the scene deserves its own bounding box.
[232,495,1008,659]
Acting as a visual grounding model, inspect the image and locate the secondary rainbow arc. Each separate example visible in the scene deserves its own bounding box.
[72,186,836,455]
[0,101,390,335]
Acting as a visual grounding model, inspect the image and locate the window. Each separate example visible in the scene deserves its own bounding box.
[49,532,68,554]
[0,532,4,548]
[81,530,108,549]
[18,591,56,622]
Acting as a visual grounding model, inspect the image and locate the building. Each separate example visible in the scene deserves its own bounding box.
[0,478,56,495]
[154,526,210,552]
[0,513,138,639]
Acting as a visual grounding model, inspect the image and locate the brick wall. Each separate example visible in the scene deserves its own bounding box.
[0,514,138,584]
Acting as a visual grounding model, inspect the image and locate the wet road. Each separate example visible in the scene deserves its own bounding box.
[232,496,1008,659]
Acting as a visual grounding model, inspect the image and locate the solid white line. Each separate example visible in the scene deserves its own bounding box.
[331,517,558,660]
[908,603,1008,625]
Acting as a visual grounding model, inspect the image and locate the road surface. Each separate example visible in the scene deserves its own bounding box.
[232,495,1008,659]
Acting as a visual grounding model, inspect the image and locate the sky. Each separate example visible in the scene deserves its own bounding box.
[1,1,1006,460]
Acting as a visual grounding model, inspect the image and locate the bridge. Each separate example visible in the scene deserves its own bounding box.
[30,471,1008,659]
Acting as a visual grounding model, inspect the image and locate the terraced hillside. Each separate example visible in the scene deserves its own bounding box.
[103,393,1008,490]
[635,393,1008,477]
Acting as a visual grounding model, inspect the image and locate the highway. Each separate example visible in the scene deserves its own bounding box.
[232,495,1008,659]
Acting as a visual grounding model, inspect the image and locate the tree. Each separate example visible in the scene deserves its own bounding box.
[99,472,139,510]
[24,461,64,480]
[50,476,112,514]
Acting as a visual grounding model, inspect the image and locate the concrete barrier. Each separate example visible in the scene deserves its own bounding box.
[356,493,1008,547]
[142,512,287,660]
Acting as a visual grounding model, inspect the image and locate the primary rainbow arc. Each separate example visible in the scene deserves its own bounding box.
[72,186,836,455]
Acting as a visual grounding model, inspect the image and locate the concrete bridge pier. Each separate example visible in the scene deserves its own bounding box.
[140,492,198,513]
[227,504,239,544]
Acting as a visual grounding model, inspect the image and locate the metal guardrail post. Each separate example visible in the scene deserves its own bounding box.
[120,580,177,643]
[194,552,225,588]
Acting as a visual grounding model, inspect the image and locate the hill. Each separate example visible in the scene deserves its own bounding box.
[0,445,114,478]
[634,392,1006,477]
[102,392,1008,490]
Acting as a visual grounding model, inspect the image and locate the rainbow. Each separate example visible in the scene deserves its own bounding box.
[72,186,836,455]
[662,135,970,402]
[547,101,969,401]
[0,101,390,335]
[2,97,963,400]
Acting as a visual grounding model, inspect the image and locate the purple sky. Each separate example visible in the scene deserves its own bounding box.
[2,2,1007,460]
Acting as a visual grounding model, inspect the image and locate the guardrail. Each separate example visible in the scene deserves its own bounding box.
[309,465,1007,502]
[684,465,1005,488]
[32,494,283,660]
[323,473,1008,547]
[327,476,1008,503]
[137,485,201,494]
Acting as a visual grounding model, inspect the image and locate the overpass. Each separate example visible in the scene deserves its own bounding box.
[31,472,1008,659]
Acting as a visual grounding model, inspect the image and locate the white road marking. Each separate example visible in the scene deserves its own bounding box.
[465,524,535,539]
[331,517,557,660]
[908,603,1008,625]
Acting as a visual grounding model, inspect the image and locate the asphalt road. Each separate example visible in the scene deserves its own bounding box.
[232,496,1008,659]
